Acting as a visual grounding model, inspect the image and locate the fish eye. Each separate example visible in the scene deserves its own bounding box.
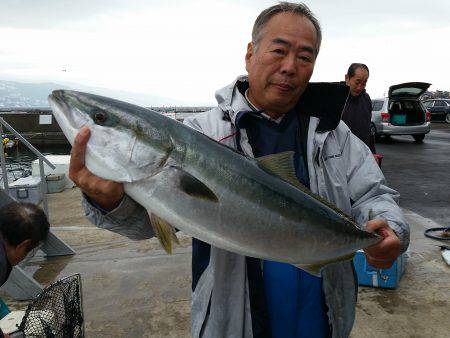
[93,111,107,124]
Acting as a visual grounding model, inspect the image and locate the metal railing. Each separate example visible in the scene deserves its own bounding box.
[0,116,56,216]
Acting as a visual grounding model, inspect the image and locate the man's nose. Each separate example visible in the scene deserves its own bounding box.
[280,54,297,76]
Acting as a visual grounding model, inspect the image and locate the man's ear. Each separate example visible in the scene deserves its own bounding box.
[345,74,350,84]
[17,239,33,253]
[245,42,254,72]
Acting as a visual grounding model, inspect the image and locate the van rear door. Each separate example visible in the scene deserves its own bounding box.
[388,82,431,99]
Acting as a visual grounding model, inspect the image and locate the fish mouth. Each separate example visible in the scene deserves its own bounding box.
[49,91,90,129]
[48,90,91,145]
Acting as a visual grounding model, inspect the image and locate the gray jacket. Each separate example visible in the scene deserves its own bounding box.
[83,76,409,338]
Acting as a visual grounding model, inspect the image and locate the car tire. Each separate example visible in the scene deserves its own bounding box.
[445,113,450,124]
[413,134,425,142]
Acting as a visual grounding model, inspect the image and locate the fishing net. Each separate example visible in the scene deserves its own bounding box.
[17,274,84,337]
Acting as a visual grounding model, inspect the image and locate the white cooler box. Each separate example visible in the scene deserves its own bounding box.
[31,155,74,189]
[46,173,66,194]
[9,176,42,204]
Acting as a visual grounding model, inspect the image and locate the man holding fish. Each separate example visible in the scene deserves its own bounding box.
[61,2,409,338]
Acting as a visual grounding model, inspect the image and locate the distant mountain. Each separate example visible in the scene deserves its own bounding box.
[0,81,69,108]
[0,80,210,108]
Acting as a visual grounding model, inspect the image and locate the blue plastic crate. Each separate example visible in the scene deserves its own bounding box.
[390,114,407,125]
[353,250,407,289]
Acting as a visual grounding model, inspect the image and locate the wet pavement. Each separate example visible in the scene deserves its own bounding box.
[351,209,449,338]
[0,123,449,337]
[351,123,450,337]
[376,123,450,227]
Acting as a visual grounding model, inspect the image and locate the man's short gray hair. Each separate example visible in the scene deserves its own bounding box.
[252,2,322,56]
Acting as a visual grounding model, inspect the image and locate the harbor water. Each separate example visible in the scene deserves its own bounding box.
[1,144,71,184]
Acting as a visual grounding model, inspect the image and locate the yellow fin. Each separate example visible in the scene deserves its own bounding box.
[150,213,179,254]
[257,151,305,190]
[294,252,356,277]
[294,263,324,277]
[257,152,358,228]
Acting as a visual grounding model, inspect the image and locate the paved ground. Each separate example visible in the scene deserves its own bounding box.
[351,209,449,338]
[376,123,450,227]
[0,123,449,337]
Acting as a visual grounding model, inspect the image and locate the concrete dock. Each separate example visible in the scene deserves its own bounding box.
[1,188,449,337]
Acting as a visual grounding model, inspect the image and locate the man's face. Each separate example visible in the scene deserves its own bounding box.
[345,67,369,97]
[245,13,317,118]
[6,240,31,266]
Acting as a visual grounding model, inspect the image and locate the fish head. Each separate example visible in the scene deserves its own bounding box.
[49,90,174,183]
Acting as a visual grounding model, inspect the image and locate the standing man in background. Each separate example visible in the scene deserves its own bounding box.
[342,63,377,155]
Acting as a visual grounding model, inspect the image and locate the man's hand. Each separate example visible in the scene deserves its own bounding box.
[69,127,124,211]
[363,219,400,269]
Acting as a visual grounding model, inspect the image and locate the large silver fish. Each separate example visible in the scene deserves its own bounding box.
[48,90,380,275]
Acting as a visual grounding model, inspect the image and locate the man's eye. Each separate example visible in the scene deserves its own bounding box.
[298,55,312,62]
[272,49,285,55]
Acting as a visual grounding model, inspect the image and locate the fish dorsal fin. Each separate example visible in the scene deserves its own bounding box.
[173,167,219,203]
[257,151,305,190]
[294,252,356,277]
[257,152,358,226]
[150,213,180,254]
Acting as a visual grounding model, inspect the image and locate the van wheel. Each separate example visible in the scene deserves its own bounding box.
[413,134,425,142]
[445,113,450,124]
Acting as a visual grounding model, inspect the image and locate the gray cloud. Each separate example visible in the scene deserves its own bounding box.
[0,0,112,29]
[311,0,450,36]
[0,0,173,29]
[2,0,448,33]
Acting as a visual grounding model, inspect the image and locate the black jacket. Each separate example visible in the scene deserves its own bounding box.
[342,90,376,154]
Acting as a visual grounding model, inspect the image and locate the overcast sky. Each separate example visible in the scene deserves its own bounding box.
[0,0,449,104]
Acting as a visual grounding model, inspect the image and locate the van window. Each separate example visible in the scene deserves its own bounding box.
[391,87,423,96]
[403,101,414,109]
[434,100,446,107]
[372,100,384,111]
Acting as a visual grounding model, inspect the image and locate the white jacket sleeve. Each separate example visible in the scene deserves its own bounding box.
[82,112,209,240]
[82,194,155,240]
[344,132,410,253]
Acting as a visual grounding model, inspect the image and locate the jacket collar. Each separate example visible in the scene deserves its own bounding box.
[215,75,250,125]
[295,82,350,132]
[215,76,349,132]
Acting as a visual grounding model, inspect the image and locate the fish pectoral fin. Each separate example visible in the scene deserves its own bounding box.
[256,151,305,190]
[294,252,356,277]
[171,167,219,203]
[149,213,179,254]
